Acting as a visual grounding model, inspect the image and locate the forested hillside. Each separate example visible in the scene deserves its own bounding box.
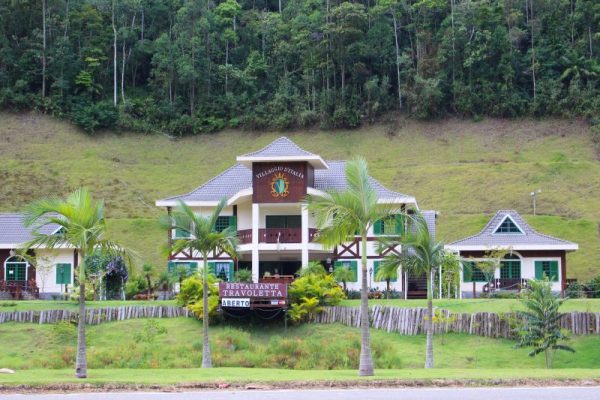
[1,113,599,279]
[1,0,598,134]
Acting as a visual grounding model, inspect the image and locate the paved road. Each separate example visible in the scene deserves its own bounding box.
[2,387,599,400]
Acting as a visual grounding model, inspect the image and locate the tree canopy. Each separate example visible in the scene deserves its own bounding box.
[1,0,598,134]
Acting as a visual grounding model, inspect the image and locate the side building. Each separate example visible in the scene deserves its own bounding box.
[156,137,436,296]
[0,213,76,299]
[446,210,578,297]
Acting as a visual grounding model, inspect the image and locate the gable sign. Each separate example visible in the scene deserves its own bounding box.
[252,162,308,203]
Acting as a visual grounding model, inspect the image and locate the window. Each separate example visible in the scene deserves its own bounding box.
[463,261,487,282]
[174,226,191,239]
[55,263,72,284]
[535,261,559,282]
[266,215,301,229]
[374,215,404,235]
[214,216,237,232]
[334,260,358,282]
[214,262,233,282]
[373,260,397,282]
[500,255,521,279]
[494,216,523,234]
[5,256,27,281]
[167,261,198,274]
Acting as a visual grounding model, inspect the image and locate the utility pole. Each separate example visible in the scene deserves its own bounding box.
[530,189,541,215]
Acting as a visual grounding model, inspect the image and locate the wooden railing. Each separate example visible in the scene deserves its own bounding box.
[0,280,39,299]
[483,278,528,293]
[237,228,319,244]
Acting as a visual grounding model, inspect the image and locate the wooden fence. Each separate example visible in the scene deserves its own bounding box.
[0,305,191,325]
[314,306,600,338]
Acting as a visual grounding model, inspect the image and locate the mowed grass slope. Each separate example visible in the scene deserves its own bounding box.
[0,319,598,370]
[1,113,599,278]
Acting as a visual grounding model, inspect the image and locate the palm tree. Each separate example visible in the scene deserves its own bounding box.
[374,262,398,299]
[334,266,354,292]
[22,188,129,378]
[379,213,444,368]
[161,199,238,368]
[306,157,402,376]
[142,263,155,300]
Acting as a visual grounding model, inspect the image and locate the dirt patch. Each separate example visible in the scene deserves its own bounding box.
[2,378,600,394]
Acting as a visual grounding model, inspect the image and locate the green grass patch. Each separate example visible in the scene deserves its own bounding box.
[1,367,600,387]
[1,113,599,279]
[0,319,598,371]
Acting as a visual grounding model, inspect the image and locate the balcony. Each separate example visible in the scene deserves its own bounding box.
[238,228,318,244]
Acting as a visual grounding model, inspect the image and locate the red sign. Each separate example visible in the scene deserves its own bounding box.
[219,282,288,298]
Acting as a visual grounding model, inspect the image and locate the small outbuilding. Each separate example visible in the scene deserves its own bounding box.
[446,210,578,297]
[0,213,77,299]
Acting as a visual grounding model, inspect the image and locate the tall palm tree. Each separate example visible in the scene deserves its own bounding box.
[334,266,354,293]
[161,199,238,368]
[306,157,402,376]
[22,188,128,378]
[379,213,444,368]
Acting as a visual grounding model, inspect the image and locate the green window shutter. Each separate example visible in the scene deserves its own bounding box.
[334,261,342,269]
[189,262,198,273]
[463,262,473,283]
[549,261,559,282]
[350,261,358,282]
[229,263,235,282]
[373,220,383,235]
[373,261,380,282]
[167,261,175,273]
[535,261,543,280]
[207,262,215,275]
[395,214,404,235]
[55,263,72,284]
[229,216,237,231]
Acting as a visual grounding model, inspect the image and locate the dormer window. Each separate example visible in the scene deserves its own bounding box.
[494,216,523,234]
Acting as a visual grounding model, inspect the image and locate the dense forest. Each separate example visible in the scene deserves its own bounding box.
[0,0,598,134]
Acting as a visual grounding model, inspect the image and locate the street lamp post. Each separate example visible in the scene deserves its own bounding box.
[530,189,541,215]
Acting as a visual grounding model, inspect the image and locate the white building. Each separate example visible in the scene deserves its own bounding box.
[0,213,76,299]
[156,137,437,295]
[446,210,578,297]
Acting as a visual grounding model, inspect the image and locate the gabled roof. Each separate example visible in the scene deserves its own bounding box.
[156,161,416,206]
[446,210,578,251]
[0,213,62,249]
[236,137,328,169]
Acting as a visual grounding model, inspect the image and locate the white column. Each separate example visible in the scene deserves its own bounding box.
[439,265,442,299]
[301,204,309,267]
[252,203,260,283]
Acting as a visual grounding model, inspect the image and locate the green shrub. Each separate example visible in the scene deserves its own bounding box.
[70,100,118,133]
[585,276,600,298]
[288,273,345,323]
[176,272,220,319]
[125,275,147,299]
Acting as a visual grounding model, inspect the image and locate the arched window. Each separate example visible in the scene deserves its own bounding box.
[4,255,28,281]
[500,254,521,279]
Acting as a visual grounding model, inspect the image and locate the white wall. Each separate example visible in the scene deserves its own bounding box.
[342,258,403,292]
[460,255,563,296]
[35,249,75,295]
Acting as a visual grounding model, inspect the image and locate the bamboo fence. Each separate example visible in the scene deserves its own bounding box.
[314,306,600,338]
[0,305,191,325]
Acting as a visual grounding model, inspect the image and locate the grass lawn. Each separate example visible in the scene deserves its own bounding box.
[1,113,599,280]
[0,319,598,371]
[339,298,600,313]
[1,368,600,387]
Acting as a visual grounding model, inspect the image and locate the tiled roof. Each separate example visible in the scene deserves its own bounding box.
[159,161,415,203]
[240,137,317,158]
[421,210,437,241]
[447,210,577,249]
[0,213,60,246]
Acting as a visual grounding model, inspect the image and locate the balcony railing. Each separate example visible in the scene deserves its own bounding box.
[0,280,39,299]
[237,228,318,244]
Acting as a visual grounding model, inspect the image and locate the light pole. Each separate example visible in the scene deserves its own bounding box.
[530,189,541,215]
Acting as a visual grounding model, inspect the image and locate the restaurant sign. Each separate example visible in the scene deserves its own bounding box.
[219,282,288,298]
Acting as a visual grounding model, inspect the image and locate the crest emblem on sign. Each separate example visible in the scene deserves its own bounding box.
[271,172,289,198]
